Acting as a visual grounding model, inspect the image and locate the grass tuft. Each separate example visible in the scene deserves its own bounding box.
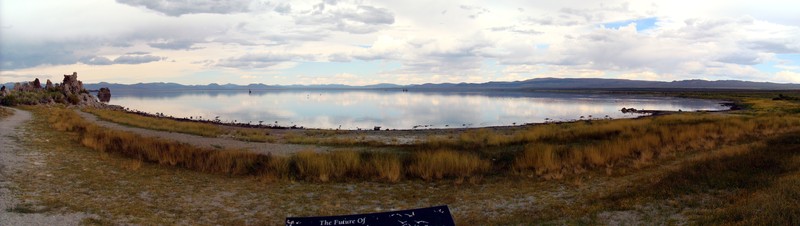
[408,149,491,181]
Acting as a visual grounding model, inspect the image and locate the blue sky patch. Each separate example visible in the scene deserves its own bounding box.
[754,54,800,73]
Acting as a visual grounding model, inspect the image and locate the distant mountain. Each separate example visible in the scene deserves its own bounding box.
[6,78,800,91]
[83,82,278,91]
[83,82,402,91]
[408,78,800,90]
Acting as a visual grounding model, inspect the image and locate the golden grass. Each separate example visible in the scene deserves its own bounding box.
[292,150,405,182]
[408,149,491,181]
[509,113,800,178]
[47,107,483,182]
[51,107,279,176]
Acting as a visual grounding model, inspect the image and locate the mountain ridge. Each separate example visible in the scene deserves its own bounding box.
[4,77,800,91]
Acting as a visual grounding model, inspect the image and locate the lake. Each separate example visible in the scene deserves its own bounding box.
[107,90,729,130]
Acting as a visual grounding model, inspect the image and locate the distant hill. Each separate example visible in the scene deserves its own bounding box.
[6,78,800,91]
[408,78,800,90]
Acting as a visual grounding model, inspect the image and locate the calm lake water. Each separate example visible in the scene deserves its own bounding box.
[107,90,729,130]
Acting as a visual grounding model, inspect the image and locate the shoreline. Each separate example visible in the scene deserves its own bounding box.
[97,100,740,133]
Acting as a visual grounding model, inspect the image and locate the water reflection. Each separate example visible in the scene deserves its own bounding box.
[108,90,729,130]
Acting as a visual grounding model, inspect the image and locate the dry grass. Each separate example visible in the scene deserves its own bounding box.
[408,149,490,181]
[51,107,281,177]
[0,106,12,118]
[46,107,483,182]
[84,108,222,137]
[515,113,799,178]
[84,108,276,142]
[587,130,800,225]
[283,131,383,146]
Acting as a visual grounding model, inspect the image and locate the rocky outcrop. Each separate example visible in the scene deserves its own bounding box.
[1,72,105,107]
[12,80,40,92]
[33,78,42,89]
[61,72,85,96]
[97,87,111,102]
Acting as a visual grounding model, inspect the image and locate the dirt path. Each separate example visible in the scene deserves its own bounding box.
[0,107,92,225]
[75,110,329,156]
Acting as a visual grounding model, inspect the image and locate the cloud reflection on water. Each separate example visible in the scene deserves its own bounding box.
[108,90,728,130]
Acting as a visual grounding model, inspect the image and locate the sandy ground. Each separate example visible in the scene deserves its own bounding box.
[0,107,93,225]
[75,110,331,155]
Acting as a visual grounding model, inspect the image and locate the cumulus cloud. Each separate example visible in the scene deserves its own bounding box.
[294,3,395,34]
[116,0,254,16]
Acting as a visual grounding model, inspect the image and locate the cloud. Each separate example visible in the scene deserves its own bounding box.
[113,55,164,64]
[148,39,202,50]
[489,26,543,35]
[777,71,800,83]
[82,56,114,65]
[352,34,494,77]
[294,3,395,34]
[116,0,254,16]
[459,5,490,19]
[0,41,88,70]
[273,3,292,14]
[216,53,305,69]
[81,54,164,65]
[125,51,151,55]
[4,0,800,85]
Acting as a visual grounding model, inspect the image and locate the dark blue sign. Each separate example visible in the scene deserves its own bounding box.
[285,205,455,226]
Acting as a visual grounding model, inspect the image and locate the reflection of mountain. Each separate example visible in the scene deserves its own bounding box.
[76,78,800,92]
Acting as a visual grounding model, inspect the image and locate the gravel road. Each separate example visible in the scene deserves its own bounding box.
[0,107,92,225]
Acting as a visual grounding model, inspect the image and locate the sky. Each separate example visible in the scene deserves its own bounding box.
[1,0,799,85]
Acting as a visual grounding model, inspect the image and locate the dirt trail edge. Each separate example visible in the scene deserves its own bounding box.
[1,107,93,225]
[74,110,328,155]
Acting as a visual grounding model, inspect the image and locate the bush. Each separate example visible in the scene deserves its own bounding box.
[1,94,18,106]
[67,94,80,105]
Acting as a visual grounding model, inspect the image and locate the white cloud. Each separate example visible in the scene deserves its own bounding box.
[2,0,800,85]
[115,0,255,16]
[777,71,800,83]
